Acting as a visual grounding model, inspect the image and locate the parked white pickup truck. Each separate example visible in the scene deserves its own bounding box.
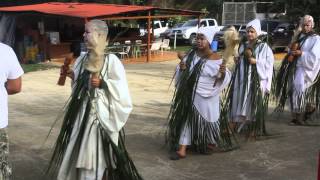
[140,20,169,38]
[169,18,223,44]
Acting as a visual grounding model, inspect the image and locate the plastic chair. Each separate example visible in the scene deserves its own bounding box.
[150,41,162,54]
[117,45,131,60]
[134,40,143,58]
[160,39,171,52]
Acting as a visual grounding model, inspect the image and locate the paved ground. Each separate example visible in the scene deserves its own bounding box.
[8,59,320,180]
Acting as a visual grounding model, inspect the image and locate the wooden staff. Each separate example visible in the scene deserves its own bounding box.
[57,54,73,86]
[287,42,299,62]
[287,26,301,63]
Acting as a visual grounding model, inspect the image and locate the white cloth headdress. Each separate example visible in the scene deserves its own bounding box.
[197,27,214,44]
[246,19,261,36]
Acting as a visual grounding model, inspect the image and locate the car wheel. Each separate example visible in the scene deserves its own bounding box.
[189,34,197,45]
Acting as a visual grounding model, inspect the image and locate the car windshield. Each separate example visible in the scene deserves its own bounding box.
[174,23,183,28]
[182,20,198,27]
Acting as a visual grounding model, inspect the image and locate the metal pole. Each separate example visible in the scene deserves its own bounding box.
[318,151,320,180]
[147,11,151,63]
[174,32,177,50]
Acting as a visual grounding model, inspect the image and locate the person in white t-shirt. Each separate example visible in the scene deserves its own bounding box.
[0,42,24,179]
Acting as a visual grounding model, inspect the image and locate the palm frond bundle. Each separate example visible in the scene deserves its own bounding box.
[47,55,90,175]
[101,129,143,180]
[273,55,297,112]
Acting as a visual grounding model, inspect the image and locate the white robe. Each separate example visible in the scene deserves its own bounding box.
[176,55,231,145]
[291,34,320,112]
[57,53,133,180]
[230,42,274,122]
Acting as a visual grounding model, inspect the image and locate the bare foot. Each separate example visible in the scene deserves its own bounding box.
[248,132,256,141]
[207,144,216,150]
[176,150,186,158]
[169,151,186,160]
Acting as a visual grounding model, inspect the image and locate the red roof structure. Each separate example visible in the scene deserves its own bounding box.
[0,2,201,19]
[0,2,203,62]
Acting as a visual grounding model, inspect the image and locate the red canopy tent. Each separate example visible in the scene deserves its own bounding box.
[0,2,156,19]
[0,2,203,62]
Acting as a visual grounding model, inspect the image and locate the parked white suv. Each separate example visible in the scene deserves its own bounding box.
[169,18,223,44]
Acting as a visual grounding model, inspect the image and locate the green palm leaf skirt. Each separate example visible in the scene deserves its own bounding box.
[274,54,320,117]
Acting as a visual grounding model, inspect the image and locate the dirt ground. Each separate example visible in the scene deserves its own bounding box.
[8,59,320,180]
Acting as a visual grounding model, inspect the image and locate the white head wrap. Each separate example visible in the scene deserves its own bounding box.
[302,15,314,28]
[246,19,261,36]
[197,27,214,44]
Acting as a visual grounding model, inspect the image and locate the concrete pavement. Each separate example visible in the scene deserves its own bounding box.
[8,60,320,180]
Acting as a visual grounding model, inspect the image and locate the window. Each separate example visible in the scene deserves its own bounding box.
[182,20,198,27]
[200,21,207,27]
[153,23,160,29]
[208,20,215,26]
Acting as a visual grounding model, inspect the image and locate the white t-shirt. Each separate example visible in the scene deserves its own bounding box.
[0,43,24,128]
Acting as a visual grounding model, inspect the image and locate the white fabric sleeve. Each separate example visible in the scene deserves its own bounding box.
[210,68,231,96]
[212,69,231,96]
[256,43,274,80]
[256,43,274,92]
[7,46,24,79]
[300,36,320,82]
[97,54,132,134]
[196,63,231,98]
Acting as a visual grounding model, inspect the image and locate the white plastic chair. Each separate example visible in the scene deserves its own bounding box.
[124,40,131,45]
[118,45,131,60]
[160,39,171,52]
[150,41,162,54]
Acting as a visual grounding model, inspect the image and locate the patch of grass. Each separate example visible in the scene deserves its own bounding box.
[172,45,192,52]
[21,63,58,73]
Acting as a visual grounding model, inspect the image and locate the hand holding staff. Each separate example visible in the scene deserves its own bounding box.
[287,25,302,62]
[57,54,73,86]
[288,42,299,62]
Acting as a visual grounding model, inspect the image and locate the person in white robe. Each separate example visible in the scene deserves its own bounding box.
[284,15,320,125]
[167,27,234,160]
[229,19,274,137]
[47,20,143,180]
